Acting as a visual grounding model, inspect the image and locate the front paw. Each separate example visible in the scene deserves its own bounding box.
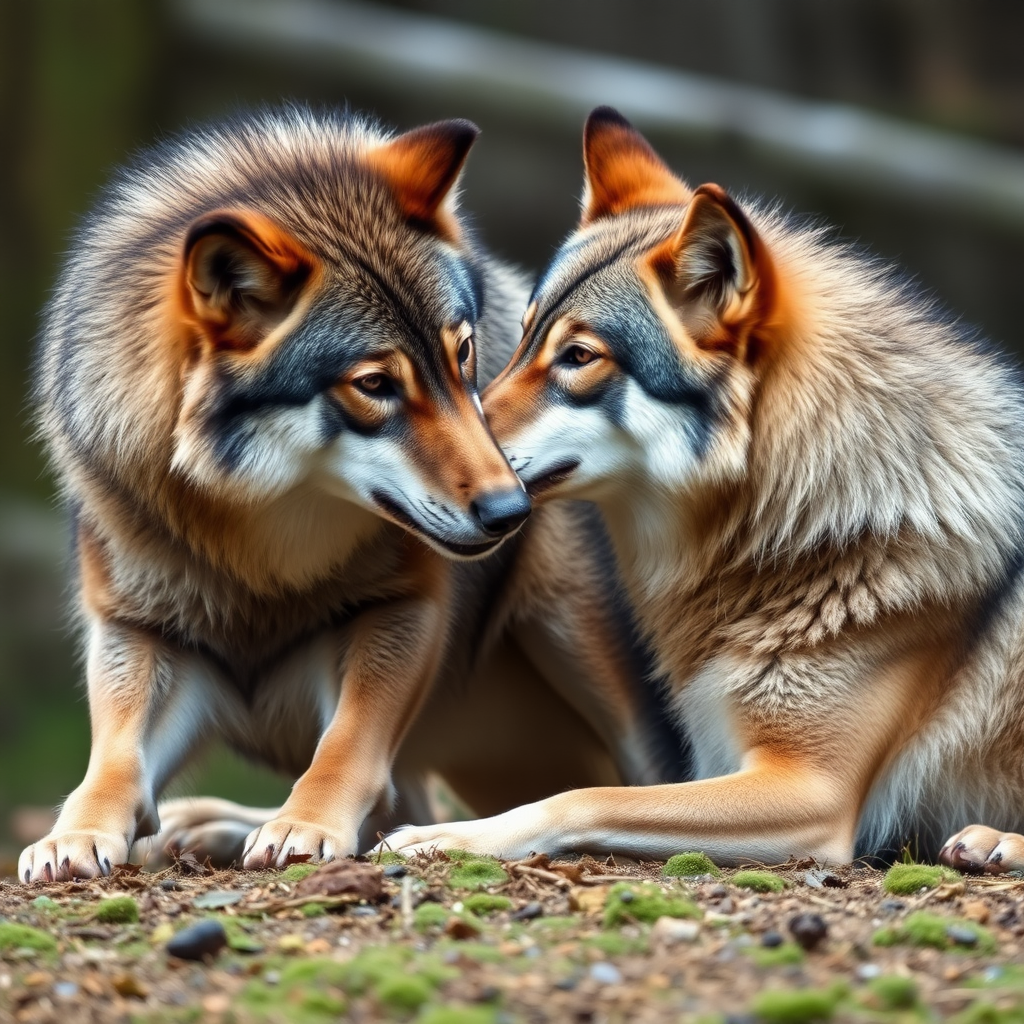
[939,824,1024,873]
[380,814,540,860]
[19,830,130,884]
[241,818,355,870]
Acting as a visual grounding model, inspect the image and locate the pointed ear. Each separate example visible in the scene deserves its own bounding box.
[581,106,690,225]
[181,212,315,351]
[369,119,479,229]
[648,184,775,359]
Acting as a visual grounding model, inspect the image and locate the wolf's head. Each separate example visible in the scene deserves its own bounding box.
[63,109,531,561]
[484,107,776,510]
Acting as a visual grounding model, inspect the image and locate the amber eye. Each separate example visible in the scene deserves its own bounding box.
[354,373,396,398]
[562,344,596,366]
[457,337,473,365]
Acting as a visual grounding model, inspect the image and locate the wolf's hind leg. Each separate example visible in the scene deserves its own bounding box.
[137,798,280,868]
[939,825,1024,873]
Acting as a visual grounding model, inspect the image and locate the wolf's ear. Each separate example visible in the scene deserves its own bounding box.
[648,184,775,359]
[182,212,315,351]
[370,119,479,228]
[581,106,690,225]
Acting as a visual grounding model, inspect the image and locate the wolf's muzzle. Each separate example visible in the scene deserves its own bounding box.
[470,487,532,537]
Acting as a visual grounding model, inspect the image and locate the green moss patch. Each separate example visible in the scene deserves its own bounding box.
[448,857,509,891]
[752,985,847,1023]
[414,902,450,932]
[242,961,349,1022]
[585,932,649,956]
[873,911,995,953]
[94,895,139,924]
[374,851,407,866]
[300,902,326,918]
[867,975,918,1010]
[0,922,58,954]
[950,1001,1024,1024]
[280,862,319,882]
[376,973,432,1012]
[750,942,805,968]
[602,882,700,928]
[418,1008,499,1024]
[732,870,787,893]
[883,862,959,895]
[462,894,512,916]
[663,852,721,878]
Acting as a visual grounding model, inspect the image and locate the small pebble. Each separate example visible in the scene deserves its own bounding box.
[879,899,905,913]
[166,920,227,961]
[264,970,281,986]
[708,884,728,899]
[946,925,979,947]
[589,962,623,985]
[760,930,784,948]
[554,976,578,991]
[855,963,882,981]
[53,981,79,999]
[651,916,700,945]
[789,912,828,951]
[383,864,407,879]
[159,878,181,892]
[983,966,1004,983]
[717,897,735,914]
[511,902,543,921]
[618,890,634,903]
[351,906,378,917]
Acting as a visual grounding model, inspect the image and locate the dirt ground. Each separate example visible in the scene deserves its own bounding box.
[2,850,1024,1023]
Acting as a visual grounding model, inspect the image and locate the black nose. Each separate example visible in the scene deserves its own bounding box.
[470,487,532,537]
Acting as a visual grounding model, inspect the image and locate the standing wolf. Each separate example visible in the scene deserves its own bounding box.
[22,107,671,883]
[386,107,1024,871]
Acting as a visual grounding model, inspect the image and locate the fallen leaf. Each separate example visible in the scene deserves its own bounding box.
[569,885,610,914]
[175,851,211,876]
[550,862,585,884]
[192,890,244,910]
[294,860,384,902]
[445,916,481,940]
[112,973,148,999]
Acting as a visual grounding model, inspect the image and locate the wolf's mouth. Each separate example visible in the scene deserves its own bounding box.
[370,490,503,558]
[524,459,580,499]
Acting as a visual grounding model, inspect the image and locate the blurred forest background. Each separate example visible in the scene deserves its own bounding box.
[2,0,1023,869]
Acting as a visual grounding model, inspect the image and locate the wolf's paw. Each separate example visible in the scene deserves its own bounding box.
[19,830,130,884]
[241,818,355,870]
[939,824,1024,873]
[379,810,542,860]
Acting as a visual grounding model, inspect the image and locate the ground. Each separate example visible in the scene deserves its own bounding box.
[2,851,1024,1023]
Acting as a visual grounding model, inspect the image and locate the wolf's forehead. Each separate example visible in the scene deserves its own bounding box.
[529,213,678,340]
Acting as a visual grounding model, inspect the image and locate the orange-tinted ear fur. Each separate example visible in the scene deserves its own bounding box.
[181,212,315,351]
[648,184,776,360]
[369,119,479,233]
[581,106,691,225]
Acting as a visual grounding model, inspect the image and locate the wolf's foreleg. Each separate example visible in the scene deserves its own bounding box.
[241,581,449,869]
[19,621,212,883]
[383,748,859,864]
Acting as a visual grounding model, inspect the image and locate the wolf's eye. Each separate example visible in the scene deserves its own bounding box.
[562,344,597,366]
[354,373,396,398]
[457,337,473,365]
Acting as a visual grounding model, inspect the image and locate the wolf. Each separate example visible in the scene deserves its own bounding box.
[384,106,1024,872]
[21,106,675,883]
